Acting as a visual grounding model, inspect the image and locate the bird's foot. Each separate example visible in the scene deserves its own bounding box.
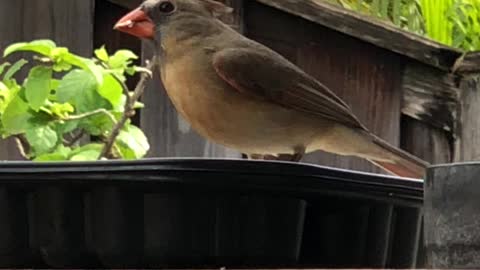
[246,146,305,162]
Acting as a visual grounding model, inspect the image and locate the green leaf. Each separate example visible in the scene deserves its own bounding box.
[3,59,28,81]
[51,47,69,59]
[4,39,56,58]
[115,124,150,159]
[25,126,58,155]
[79,113,116,136]
[108,50,138,69]
[98,74,123,108]
[34,145,72,162]
[24,66,52,111]
[57,70,110,113]
[49,47,73,72]
[56,70,93,103]
[68,143,103,161]
[0,80,19,114]
[0,82,7,92]
[46,102,75,118]
[55,119,80,135]
[62,54,104,85]
[53,62,73,72]
[0,82,9,114]
[34,153,68,162]
[0,62,10,77]
[50,79,60,91]
[70,150,101,161]
[95,46,110,62]
[1,92,33,135]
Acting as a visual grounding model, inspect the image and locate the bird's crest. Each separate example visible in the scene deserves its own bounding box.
[199,0,234,17]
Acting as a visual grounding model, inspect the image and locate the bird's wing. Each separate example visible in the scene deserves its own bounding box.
[212,47,366,130]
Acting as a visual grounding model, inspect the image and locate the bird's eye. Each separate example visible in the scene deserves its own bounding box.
[158,1,176,14]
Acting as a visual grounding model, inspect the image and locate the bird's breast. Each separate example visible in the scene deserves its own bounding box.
[160,52,328,154]
[162,53,231,133]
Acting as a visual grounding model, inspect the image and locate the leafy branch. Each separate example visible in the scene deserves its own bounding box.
[99,57,156,159]
[63,108,118,124]
[0,40,153,161]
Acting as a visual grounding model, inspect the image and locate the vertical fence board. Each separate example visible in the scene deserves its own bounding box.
[0,1,26,160]
[219,0,245,33]
[455,76,480,162]
[401,117,452,164]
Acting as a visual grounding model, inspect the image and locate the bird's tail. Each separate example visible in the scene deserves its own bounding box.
[367,134,429,179]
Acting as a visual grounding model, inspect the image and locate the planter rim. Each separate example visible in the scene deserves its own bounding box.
[0,157,422,180]
[0,157,423,208]
[427,161,480,169]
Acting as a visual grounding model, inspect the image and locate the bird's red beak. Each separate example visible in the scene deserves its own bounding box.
[114,8,155,39]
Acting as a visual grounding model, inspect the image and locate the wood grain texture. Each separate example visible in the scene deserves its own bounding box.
[401,117,452,165]
[246,1,403,174]
[456,52,480,74]
[0,1,24,161]
[454,76,480,162]
[105,0,142,9]
[0,0,94,160]
[400,62,455,166]
[254,0,463,71]
[218,0,245,33]
[402,63,460,132]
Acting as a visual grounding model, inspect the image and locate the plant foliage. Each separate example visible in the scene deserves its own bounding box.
[326,0,480,51]
[0,40,150,161]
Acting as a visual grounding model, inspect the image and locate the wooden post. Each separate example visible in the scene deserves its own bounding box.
[425,163,480,268]
[454,75,480,162]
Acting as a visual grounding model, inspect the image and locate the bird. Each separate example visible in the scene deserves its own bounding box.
[114,0,429,179]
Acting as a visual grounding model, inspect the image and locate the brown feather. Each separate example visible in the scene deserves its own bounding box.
[212,47,367,131]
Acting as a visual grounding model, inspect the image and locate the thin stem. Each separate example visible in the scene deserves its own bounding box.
[14,135,29,160]
[63,109,117,124]
[98,57,156,160]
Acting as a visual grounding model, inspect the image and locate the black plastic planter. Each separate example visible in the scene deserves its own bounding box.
[425,162,480,268]
[0,158,423,269]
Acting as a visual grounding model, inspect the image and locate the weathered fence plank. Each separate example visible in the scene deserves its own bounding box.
[401,117,452,164]
[454,76,480,162]
[255,0,463,71]
[0,1,24,160]
[219,0,245,33]
[402,63,459,132]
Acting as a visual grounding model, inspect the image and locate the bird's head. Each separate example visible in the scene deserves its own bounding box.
[114,0,233,41]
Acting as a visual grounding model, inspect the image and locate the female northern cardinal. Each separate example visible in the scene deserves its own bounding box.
[114,0,429,178]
